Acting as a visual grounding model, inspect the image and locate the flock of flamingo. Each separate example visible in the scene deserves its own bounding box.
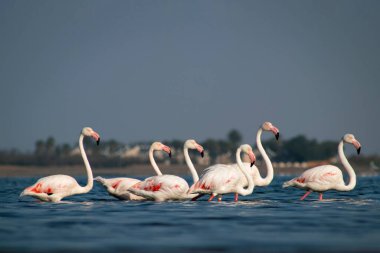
[19,122,362,203]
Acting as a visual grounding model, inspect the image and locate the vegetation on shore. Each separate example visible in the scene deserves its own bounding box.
[0,130,378,168]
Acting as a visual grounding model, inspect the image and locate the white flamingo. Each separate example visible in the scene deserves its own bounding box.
[94,177,144,201]
[94,141,170,200]
[191,144,256,202]
[191,122,279,201]
[283,134,361,201]
[128,140,204,201]
[20,127,100,202]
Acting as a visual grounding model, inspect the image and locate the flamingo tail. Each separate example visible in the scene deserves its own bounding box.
[94,176,106,185]
[282,180,294,188]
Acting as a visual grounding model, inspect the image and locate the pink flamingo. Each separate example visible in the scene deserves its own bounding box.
[190,144,256,202]
[128,140,204,201]
[194,122,279,201]
[283,134,361,200]
[94,177,144,201]
[20,127,100,202]
[94,141,170,200]
[234,122,279,187]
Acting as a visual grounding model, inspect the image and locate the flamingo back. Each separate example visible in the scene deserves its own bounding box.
[95,177,141,192]
[28,175,80,195]
[285,165,344,191]
[95,176,144,200]
[129,175,189,200]
[192,164,247,194]
[20,174,82,202]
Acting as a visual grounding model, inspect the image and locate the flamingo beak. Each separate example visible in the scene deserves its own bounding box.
[196,144,204,158]
[91,132,100,146]
[271,126,280,141]
[249,151,256,167]
[353,140,361,155]
[162,145,172,158]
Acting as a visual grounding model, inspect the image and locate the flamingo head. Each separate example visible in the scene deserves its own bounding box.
[241,144,256,167]
[185,139,205,157]
[82,127,100,145]
[343,134,361,155]
[262,122,280,140]
[152,142,172,158]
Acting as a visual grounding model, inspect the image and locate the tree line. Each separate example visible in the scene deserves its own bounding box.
[0,130,377,167]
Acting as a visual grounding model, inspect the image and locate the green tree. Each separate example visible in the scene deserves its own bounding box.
[168,139,183,150]
[227,129,242,147]
[202,139,219,162]
[34,140,45,156]
[45,137,55,156]
[61,143,72,156]
[108,139,121,155]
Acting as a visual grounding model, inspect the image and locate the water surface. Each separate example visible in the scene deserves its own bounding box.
[1,176,380,252]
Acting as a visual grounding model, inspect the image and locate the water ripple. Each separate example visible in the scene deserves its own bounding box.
[1,176,380,252]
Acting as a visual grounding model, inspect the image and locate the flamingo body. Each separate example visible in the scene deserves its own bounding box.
[192,164,254,195]
[283,165,344,192]
[128,175,191,201]
[20,175,81,202]
[95,177,144,200]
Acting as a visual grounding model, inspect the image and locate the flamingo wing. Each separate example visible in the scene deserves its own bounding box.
[95,176,144,200]
[98,177,141,192]
[192,165,243,194]
[300,165,343,189]
[226,162,258,186]
[129,175,189,201]
[24,175,80,197]
[284,165,344,191]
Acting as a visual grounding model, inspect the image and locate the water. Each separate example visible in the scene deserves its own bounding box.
[1,176,380,253]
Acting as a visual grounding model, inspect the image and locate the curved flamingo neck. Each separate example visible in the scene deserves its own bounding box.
[236,147,254,195]
[78,134,93,193]
[337,140,356,191]
[149,146,163,176]
[255,128,274,186]
[184,146,199,183]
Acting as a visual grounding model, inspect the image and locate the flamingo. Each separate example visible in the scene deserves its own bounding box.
[190,144,256,202]
[191,122,279,201]
[19,127,100,202]
[128,140,204,201]
[282,134,361,201]
[94,141,169,200]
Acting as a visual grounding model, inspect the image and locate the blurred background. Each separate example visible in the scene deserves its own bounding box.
[0,0,379,175]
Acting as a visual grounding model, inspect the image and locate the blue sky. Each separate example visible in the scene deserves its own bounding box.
[0,1,379,154]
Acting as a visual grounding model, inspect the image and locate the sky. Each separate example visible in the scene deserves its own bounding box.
[0,0,379,154]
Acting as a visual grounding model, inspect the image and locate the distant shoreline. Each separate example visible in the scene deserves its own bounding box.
[0,165,378,178]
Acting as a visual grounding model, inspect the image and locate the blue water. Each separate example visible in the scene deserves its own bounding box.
[1,176,380,253]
